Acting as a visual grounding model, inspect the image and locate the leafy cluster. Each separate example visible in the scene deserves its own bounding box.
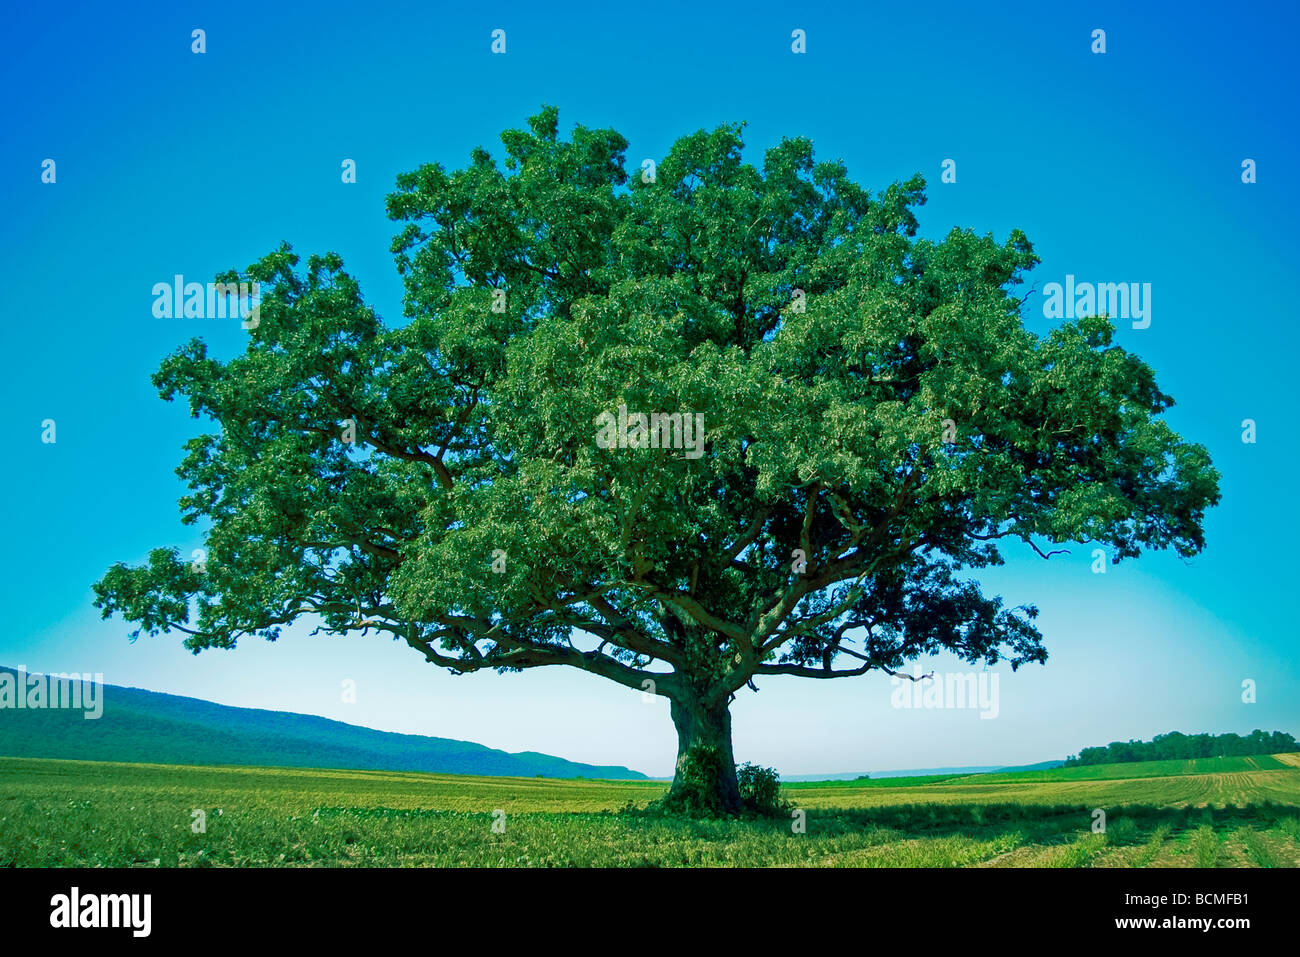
[736,762,787,816]
[1066,730,1299,766]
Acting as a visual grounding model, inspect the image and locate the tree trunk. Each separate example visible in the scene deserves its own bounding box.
[665,695,743,814]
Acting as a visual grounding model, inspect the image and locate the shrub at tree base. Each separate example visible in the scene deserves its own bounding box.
[654,748,787,817]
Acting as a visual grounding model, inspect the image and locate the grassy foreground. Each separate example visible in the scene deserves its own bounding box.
[2,753,1298,867]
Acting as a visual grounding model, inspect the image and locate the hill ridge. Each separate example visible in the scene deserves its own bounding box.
[0,665,647,780]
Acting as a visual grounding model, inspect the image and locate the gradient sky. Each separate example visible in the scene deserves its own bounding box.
[2,0,1297,777]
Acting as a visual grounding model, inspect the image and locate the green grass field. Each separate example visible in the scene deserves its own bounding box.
[2,753,1297,867]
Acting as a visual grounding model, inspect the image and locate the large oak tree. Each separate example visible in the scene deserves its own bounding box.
[95,108,1220,812]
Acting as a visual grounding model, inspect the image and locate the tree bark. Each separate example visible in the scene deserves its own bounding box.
[666,694,743,814]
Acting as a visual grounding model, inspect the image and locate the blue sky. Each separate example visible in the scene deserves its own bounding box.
[1,0,1297,777]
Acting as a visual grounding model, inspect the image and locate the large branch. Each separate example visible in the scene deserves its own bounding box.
[754,658,928,681]
[409,620,675,696]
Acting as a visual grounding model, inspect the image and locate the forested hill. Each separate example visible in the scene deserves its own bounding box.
[0,667,647,779]
[1065,730,1297,766]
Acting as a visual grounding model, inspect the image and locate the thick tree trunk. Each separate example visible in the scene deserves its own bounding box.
[665,695,743,814]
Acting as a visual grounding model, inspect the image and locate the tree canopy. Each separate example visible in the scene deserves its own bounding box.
[95,107,1220,812]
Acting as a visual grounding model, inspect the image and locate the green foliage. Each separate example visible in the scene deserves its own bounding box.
[658,745,734,816]
[736,762,786,815]
[655,753,786,818]
[1190,825,1222,867]
[1052,832,1107,868]
[1065,729,1298,766]
[1103,817,1140,845]
[1235,826,1282,867]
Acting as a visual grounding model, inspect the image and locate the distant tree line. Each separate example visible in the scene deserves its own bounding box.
[1065,730,1297,766]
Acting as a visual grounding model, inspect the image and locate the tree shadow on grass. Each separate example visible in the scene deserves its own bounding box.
[796,801,1300,845]
[608,799,1300,847]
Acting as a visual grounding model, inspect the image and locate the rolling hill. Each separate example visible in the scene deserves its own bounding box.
[0,667,646,779]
